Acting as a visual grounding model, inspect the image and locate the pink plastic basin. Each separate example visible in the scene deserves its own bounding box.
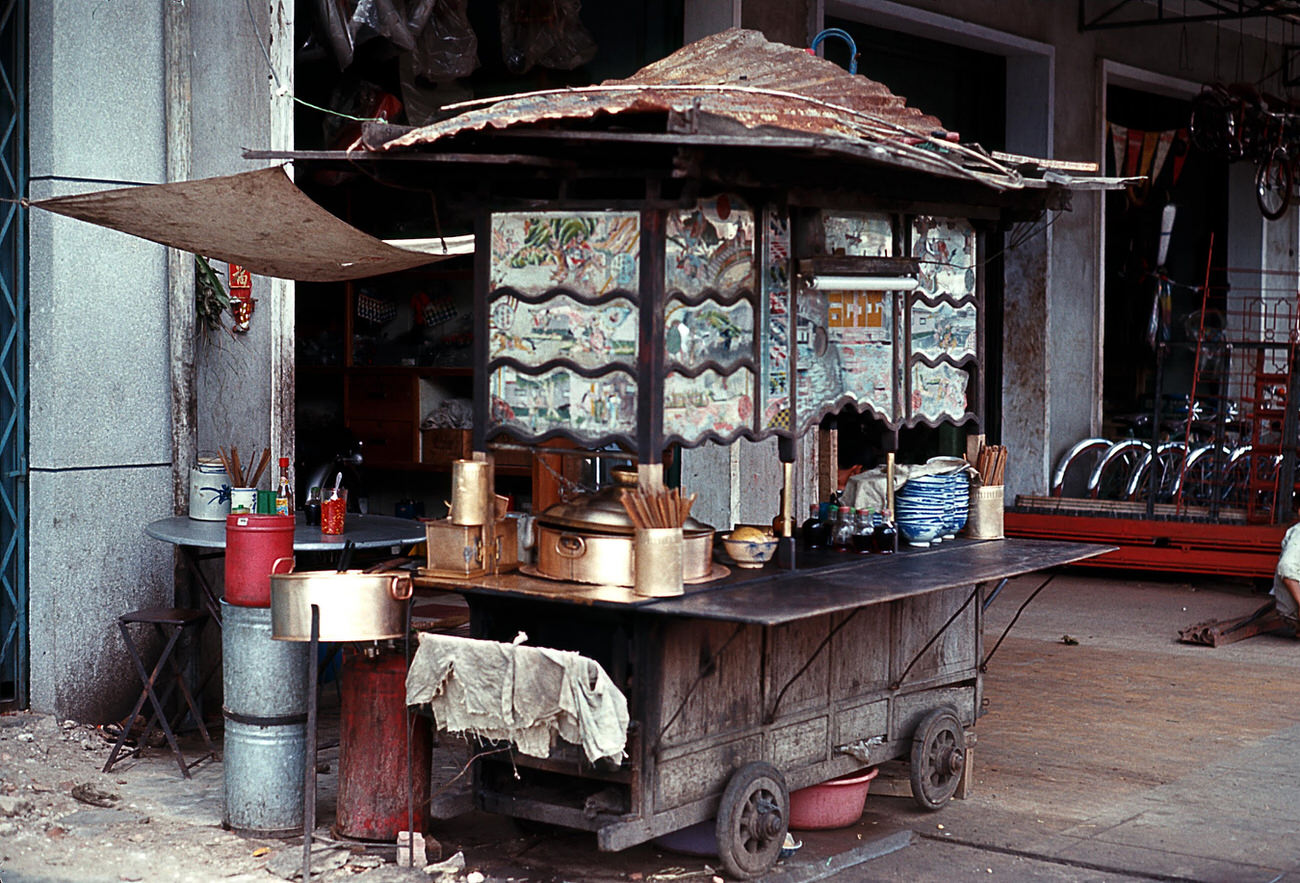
[788,767,878,830]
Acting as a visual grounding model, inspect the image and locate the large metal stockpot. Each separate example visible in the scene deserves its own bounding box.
[535,473,713,586]
[270,570,412,641]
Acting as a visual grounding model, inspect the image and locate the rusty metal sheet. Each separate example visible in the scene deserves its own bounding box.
[29,166,458,282]
[376,29,1030,190]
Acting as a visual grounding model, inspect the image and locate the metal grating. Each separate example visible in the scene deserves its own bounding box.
[0,0,27,710]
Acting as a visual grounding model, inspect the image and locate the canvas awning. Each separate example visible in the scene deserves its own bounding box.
[28,165,469,282]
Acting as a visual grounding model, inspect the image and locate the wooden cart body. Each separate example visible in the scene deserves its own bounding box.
[422,538,1103,852]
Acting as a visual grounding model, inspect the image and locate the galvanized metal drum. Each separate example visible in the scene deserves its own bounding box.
[221,600,310,837]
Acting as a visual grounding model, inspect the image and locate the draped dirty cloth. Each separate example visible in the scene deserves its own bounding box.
[406,632,629,765]
[28,166,462,282]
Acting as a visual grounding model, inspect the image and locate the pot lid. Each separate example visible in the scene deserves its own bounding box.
[539,468,712,535]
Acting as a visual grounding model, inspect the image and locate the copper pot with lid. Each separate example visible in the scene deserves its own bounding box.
[535,468,714,586]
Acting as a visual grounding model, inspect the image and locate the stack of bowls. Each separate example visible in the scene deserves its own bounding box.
[943,471,970,539]
[894,475,948,547]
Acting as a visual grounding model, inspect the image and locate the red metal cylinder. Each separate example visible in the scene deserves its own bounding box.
[224,514,295,607]
[336,648,432,841]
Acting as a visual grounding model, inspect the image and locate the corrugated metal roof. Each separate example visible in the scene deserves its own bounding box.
[375,28,1032,190]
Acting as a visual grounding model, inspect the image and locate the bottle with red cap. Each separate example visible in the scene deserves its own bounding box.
[275,457,293,515]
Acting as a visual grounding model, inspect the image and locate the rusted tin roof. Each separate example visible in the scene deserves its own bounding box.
[375,29,1030,189]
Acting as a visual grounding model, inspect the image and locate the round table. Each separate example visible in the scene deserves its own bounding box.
[146,512,428,620]
[145,512,428,551]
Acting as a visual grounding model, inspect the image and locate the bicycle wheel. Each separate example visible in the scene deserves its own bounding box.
[1124,441,1187,503]
[1051,438,1111,498]
[1087,439,1151,500]
[1256,148,1293,220]
[1172,444,1231,507]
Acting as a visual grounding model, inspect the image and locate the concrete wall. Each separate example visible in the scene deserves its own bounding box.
[26,1,173,719]
[26,2,291,721]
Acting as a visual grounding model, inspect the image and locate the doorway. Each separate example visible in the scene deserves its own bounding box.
[1101,84,1228,436]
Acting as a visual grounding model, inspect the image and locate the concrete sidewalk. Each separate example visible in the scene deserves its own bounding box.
[4,568,1300,882]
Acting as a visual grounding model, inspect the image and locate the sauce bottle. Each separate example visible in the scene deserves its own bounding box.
[828,505,855,550]
[801,503,827,549]
[852,508,876,554]
[275,457,292,515]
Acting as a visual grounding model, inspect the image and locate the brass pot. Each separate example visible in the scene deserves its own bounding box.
[534,524,714,586]
[535,469,714,586]
[270,569,412,641]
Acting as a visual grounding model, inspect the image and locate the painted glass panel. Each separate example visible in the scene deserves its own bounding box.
[910,299,977,361]
[825,212,893,257]
[490,365,636,440]
[795,291,844,432]
[760,208,792,431]
[490,212,640,296]
[827,290,894,415]
[911,362,970,422]
[912,217,976,298]
[795,213,898,429]
[664,299,753,369]
[490,294,638,369]
[665,196,755,296]
[663,368,755,441]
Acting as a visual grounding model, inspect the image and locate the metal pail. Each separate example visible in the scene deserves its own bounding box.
[220,600,310,837]
[221,717,306,838]
[221,601,308,717]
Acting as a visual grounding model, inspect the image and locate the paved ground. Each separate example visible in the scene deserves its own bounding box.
[3,566,1299,882]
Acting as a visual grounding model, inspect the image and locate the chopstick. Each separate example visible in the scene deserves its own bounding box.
[248,447,272,488]
[974,444,1007,487]
[620,488,696,529]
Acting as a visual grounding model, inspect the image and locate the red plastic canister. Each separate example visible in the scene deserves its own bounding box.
[224,514,295,607]
[336,648,432,840]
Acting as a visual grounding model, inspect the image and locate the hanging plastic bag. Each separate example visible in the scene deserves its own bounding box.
[352,0,417,52]
[315,0,355,70]
[412,0,479,81]
[498,0,597,74]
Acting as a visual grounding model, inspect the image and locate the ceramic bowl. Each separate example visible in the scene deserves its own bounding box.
[723,533,779,568]
[897,518,943,546]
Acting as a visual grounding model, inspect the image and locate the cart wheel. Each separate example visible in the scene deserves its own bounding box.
[714,762,789,880]
[910,706,965,811]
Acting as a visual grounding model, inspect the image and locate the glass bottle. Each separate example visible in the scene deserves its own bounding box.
[874,509,898,554]
[852,508,876,554]
[828,505,855,550]
[801,503,827,549]
[304,487,322,526]
[275,457,292,515]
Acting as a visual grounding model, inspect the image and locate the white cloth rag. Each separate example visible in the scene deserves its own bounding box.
[405,632,630,765]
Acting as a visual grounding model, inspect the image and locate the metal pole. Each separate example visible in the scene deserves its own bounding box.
[302,605,320,879]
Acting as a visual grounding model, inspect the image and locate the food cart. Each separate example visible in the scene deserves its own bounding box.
[351,31,1115,878]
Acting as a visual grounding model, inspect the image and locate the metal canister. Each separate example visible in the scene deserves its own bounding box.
[450,459,491,526]
[221,600,310,837]
[188,457,231,521]
[633,527,684,597]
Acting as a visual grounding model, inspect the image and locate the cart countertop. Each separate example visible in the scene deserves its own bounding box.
[414,538,1114,625]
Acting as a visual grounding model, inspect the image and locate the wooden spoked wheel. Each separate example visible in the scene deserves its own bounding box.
[910,706,966,811]
[714,762,789,879]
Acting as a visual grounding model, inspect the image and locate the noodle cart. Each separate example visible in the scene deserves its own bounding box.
[264,30,1116,879]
